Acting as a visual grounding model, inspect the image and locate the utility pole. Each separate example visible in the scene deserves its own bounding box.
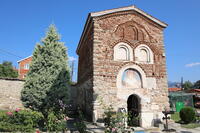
[70,60,74,82]
[181,77,183,90]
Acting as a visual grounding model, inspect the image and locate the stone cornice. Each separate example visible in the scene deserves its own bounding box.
[91,5,167,28]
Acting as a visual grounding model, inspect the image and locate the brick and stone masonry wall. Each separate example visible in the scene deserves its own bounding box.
[76,22,94,120]
[75,8,169,126]
[0,79,24,110]
[92,11,169,120]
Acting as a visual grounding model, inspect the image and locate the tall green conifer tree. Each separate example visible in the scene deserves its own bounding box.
[21,25,70,114]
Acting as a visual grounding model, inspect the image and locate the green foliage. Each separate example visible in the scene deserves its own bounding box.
[0,109,43,132]
[0,121,34,132]
[0,109,67,132]
[183,81,194,90]
[0,110,9,123]
[14,110,44,128]
[180,107,195,124]
[103,105,128,133]
[98,96,131,133]
[171,112,181,122]
[74,109,87,133]
[181,80,200,90]
[103,105,115,127]
[46,111,66,132]
[21,24,70,114]
[127,112,140,127]
[0,61,18,78]
[104,112,128,133]
[194,80,200,89]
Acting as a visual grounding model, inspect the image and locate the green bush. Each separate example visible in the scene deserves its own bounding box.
[46,111,66,132]
[0,110,9,122]
[0,61,18,78]
[13,110,44,128]
[0,109,44,132]
[0,109,68,132]
[102,106,128,133]
[180,107,195,124]
[103,106,116,127]
[74,110,86,133]
[0,121,33,132]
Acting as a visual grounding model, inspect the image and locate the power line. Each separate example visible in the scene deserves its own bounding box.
[0,48,22,58]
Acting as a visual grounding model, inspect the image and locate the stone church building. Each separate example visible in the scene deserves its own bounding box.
[75,5,169,127]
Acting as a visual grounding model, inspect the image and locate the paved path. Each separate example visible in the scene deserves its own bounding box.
[85,122,105,133]
[168,122,200,133]
[66,118,200,133]
[66,118,104,133]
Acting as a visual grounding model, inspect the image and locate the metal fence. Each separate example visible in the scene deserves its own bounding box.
[168,92,194,111]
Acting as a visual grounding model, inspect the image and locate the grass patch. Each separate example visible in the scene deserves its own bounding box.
[171,112,200,129]
[182,123,200,129]
[171,112,181,122]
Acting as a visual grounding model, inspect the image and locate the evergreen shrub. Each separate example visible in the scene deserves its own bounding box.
[21,25,70,115]
[180,107,195,124]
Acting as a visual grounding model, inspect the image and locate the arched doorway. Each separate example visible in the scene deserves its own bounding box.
[127,94,140,126]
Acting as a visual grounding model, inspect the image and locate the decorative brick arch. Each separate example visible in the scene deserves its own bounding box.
[133,41,162,54]
[113,42,133,61]
[110,39,133,60]
[111,39,133,48]
[110,40,162,58]
[134,44,154,64]
[133,41,163,63]
[114,20,156,42]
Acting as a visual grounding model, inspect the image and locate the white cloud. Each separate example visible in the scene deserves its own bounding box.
[185,62,200,67]
[68,56,76,61]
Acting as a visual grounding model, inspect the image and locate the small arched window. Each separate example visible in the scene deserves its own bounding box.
[139,49,149,62]
[117,46,129,60]
[114,42,133,61]
[135,44,153,64]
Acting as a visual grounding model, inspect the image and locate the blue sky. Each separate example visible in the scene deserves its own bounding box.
[0,0,199,82]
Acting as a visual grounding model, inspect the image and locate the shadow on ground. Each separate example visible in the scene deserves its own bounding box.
[66,117,105,133]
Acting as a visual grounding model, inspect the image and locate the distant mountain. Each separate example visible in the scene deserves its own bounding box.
[168,81,181,88]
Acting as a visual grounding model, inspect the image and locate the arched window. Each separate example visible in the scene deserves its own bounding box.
[135,44,153,64]
[139,48,149,62]
[114,42,133,61]
[117,46,129,60]
[121,69,142,88]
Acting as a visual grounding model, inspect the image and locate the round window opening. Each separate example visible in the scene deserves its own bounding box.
[121,69,142,88]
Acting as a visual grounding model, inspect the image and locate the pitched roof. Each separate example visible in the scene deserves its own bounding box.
[90,5,167,27]
[76,5,168,53]
[17,55,32,63]
[168,88,182,92]
[188,89,200,93]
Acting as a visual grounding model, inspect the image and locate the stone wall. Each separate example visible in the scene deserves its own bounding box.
[0,79,24,110]
[76,21,94,120]
[76,79,93,121]
[77,22,93,84]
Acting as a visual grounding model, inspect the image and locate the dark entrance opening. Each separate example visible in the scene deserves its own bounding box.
[127,94,140,126]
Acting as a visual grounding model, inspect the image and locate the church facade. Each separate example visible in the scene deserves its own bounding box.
[75,5,169,127]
